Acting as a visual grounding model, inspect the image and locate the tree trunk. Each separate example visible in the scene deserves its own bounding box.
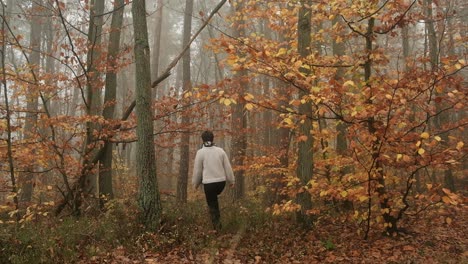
[19,0,43,203]
[1,2,19,221]
[99,0,125,207]
[295,0,314,228]
[424,0,455,191]
[132,0,162,230]
[230,0,247,200]
[176,0,193,203]
[151,0,163,94]
[81,0,105,213]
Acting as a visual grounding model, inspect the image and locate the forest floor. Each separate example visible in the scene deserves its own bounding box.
[90,196,466,264]
[1,196,467,264]
[138,203,467,264]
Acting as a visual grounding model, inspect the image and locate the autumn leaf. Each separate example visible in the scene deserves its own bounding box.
[245,103,254,110]
[420,132,430,139]
[343,80,355,87]
[446,217,453,225]
[396,154,402,161]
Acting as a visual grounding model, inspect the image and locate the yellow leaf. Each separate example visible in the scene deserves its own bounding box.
[244,93,254,101]
[343,80,355,87]
[417,148,425,155]
[420,132,430,139]
[223,99,232,106]
[396,154,403,161]
[340,190,348,197]
[446,217,452,225]
[283,118,293,125]
[456,141,464,151]
[455,63,462,70]
[184,91,192,98]
[311,86,320,93]
[276,48,287,56]
[245,103,254,111]
[359,195,368,202]
[415,141,421,147]
[434,136,442,141]
[320,190,327,197]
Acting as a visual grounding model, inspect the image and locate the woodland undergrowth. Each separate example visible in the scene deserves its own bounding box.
[0,194,466,264]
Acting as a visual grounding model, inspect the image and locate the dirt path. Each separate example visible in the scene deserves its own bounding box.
[222,223,246,263]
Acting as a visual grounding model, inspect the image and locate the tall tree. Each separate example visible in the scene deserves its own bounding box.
[151,0,163,88]
[83,0,105,205]
[425,0,456,191]
[295,0,314,228]
[230,0,247,200]
[19,0,43,203]
[99,0,126,206]
[1,0,19,220]
[132,0,162,230]
[176,0,193,203]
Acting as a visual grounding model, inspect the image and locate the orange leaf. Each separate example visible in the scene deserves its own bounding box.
[403,245,415,251]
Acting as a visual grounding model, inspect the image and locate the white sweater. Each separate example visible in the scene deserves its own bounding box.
[192,145,235,188]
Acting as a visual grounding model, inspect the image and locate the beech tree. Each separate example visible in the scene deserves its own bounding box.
[176,0,194,203]
[295,0,314,228]
[208,0,466,237]
[100,0,126,206]
[132,0,162,229]
[19,0,43,203]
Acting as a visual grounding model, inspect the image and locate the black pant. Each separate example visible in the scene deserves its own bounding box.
[203,181,226,230]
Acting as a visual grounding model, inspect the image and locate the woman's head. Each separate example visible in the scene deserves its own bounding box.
[201,130,214,143]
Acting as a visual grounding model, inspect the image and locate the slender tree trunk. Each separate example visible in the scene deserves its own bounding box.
[99,0,125,207]
[19,0,43,203]
[81,0,105,213]
[295,0,314,228]
[333,16,348,166]
[230,0,247,200]
[176,0,193,203]
[424,0,455,191]
[151,0,163,93]
[1,1,19,221]
[132,0,162,230]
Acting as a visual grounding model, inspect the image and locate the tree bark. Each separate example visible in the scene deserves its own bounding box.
[1,1,19,221]
[176,0,193,203]
[19,0,43,203]
[295,0,314,228]
[81,0,105,213]
[132,0,162,230]
[151,0,163,96]
[99,0,125,207]
[230,0,247,201]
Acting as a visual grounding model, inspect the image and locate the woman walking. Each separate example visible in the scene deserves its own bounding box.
[192,131,235,230]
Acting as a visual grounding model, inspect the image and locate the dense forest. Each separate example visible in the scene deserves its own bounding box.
[0,0,466,263]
